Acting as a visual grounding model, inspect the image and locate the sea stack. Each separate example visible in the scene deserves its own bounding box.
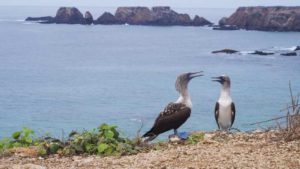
[55,7,85,24]
[94,12,122,25]
[84,11,93,25]
[25,6,212,26]
[218,6,300,32]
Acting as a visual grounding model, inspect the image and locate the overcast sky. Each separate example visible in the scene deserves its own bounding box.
[0,0,299,8]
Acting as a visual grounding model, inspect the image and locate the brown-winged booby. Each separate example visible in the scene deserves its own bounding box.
[142,71,204,142]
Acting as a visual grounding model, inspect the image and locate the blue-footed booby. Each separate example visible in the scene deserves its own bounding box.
[142,71,204,142]
[212,75,235,130]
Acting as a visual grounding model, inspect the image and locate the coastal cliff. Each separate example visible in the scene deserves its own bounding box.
[219,6,300,31]
[26,6,212,26]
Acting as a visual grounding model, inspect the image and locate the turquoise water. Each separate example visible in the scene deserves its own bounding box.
[0,6,300,139]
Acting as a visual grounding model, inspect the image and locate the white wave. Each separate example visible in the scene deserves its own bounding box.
[239,51,254,55]
[270,46,297,51]
[23,22,38,25]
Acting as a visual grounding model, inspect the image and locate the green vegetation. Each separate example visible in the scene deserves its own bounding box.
[0,127,36,151]
[0,124,141,156]
[186,133,205,145]
[0,124,206,157]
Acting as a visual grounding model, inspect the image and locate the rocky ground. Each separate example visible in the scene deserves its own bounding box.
[0,130,299,169]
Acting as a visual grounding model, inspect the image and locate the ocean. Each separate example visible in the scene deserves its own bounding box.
[0,6,300,139]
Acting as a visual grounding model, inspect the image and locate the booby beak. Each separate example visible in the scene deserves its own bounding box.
[211,76,223,83]
[189,71,204,79]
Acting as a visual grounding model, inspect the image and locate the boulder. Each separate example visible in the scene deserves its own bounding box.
[219,6,300,31]
[54,7,85,24]
[212,49,239,54]
[95,12,122,25]
[84,11,93,25]
[193,15,212,26]
[218,17,228,27]
[280,52,297,56]
[250,51,274,55]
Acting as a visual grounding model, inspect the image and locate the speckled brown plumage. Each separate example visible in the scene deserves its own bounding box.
[143,103,191,141]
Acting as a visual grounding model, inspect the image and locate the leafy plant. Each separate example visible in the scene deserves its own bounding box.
[186,133,205,145]
[0,124,141,157]
[12,127,36,146]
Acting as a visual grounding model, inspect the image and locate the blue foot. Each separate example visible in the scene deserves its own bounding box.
[177,132,190,140]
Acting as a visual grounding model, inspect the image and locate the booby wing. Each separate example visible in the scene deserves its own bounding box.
[214,102,220,129]
[231,102,235,127]
[143,103,191,141]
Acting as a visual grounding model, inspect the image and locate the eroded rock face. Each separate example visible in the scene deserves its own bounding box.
[220,6,300,31]
[115,7,153,25]
[95,12,122,25]
[113,6,210,26]
[55,7,85,24]
[84,11,93,25]
[150,6,193,26]
[150,6,179,25]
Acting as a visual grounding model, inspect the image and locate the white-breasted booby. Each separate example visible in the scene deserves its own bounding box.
[142,71,204,142]
[212,75,235,130]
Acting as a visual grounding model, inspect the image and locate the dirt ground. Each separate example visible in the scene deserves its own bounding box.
[0,131,299,169]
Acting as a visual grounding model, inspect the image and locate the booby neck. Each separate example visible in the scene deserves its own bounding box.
[219,86,232,102]
[175,89,192,108]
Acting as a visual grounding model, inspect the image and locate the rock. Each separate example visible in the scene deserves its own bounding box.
[12,164,46,169]
[219,6,300,31]
[169,134,181,142]
[250,50,274,55]
[84,11,93,25]
[212,49,239,54]
[213,25,239,30]
[25,6,212,26]
[218,17,228,27]
[115,7,152,25]
[95,12,122,25]
[294,46,300,51]
[25,16,54,23]
[176,13,192,26]
[54,7,85,24]
[280,52,297,56]
[113,6,210,26]
[192,15,212,26]
[150,6,190,26]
